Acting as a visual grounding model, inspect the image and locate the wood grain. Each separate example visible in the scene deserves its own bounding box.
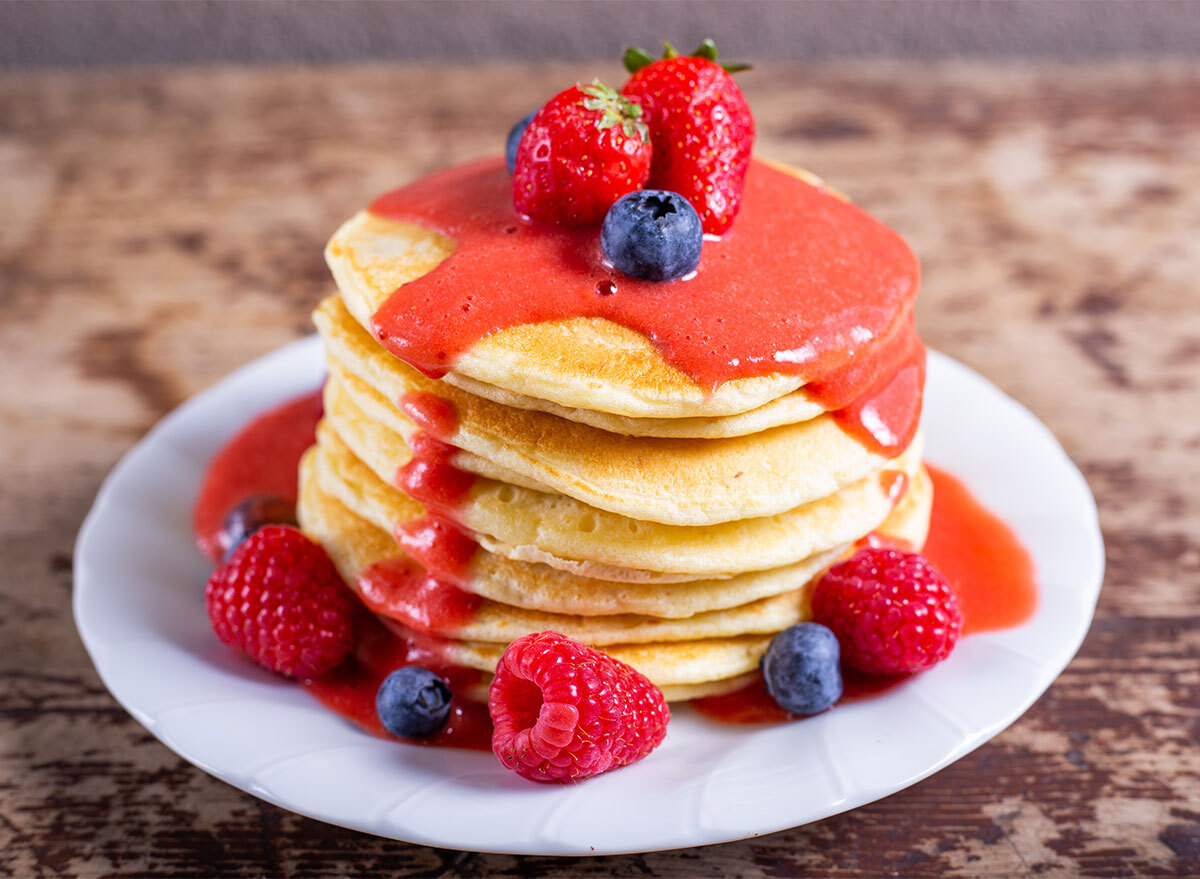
[1,61,1198,878]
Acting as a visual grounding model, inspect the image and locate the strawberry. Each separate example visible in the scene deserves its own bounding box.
[512,80,652,226]
[621,40,755,235]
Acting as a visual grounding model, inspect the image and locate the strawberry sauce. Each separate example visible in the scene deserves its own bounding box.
[826,328,924,455]
[394,514,479,587]
[923,465,1038,635]
[357,557,483,637]
[368,158,924,457]
[303,611,492,751]
[399,390,458,439]
[879,469,909,504]
[692,669,909,725]
[372,394,486,638]
[395,432,475,513]
[193,390,323,562]
[693,462,1039,725]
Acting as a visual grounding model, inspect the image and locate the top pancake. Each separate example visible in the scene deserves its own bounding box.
[326,211,801,418]
[325,158,918,420]
[315,294,825,441]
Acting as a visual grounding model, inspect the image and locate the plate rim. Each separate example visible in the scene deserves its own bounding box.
[73,339,1105,856]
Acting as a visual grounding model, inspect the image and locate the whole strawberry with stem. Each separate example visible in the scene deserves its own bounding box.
[513,80,652,226]
[621,39,755,235]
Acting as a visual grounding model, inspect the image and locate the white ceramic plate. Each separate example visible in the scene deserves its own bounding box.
[74,339,1103,855]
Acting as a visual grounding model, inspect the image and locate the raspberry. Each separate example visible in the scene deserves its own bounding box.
[205,525,356,680]
[489,631,670,783]
[811,548,963,676]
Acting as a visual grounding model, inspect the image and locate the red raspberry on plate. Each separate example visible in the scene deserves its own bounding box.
[620,40,755,235]
[489,631,670,783]
[513,80,652,226]
[205,525,355,680]
[811,548,963,676]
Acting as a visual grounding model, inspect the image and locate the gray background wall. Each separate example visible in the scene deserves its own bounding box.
[4,0,1200,69]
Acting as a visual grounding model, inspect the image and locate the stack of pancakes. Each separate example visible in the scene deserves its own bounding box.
[297,165,932,702]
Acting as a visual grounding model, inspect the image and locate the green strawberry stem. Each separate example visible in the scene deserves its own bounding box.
[693,38,718,61]
[579,79,650,142]
[623,46,656,73]
[621,39,752,74]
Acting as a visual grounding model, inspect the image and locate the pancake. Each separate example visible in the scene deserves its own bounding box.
[316,294,826,438]
[326,210,804,419]
[298,446,774,690]
[323,158,907,420]
[462,672,762,704]
[399,621,775,693]
[441,371,826,439]
[298,447,932,693]
[303,443,796,631]
[322,357,891,527]
[429,632,774,690]
[312,436,838,617]
[299,443,933,627]
[314,416,926,587]
[647,673,760,702]
[303,489,933,695]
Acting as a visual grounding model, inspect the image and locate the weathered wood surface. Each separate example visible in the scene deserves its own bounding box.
[1,61,1198,878]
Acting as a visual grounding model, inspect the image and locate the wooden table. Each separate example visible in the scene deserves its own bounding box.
[2,61,1197,877]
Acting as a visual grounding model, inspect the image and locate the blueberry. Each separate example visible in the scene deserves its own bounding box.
[376,666,453,738]
[505,110,537,175]
[761,622,843,715]
[601,190,703,282]
[221,495,297,561]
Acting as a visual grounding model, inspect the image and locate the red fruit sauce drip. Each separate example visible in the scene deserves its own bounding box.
[878,469,909,505]
[356,557,483,637]
[692,669,909,725]
[394,514,478,587]
[367,158,924,457]
[398,390,458,440]
[353,384,486,638]
[826,331,925,456]
[693,462,1039,725]
[923,465,1038,635]
[395,432,476,513]
[359,500,483,639]
[192,390,323,562]
[303,611,492,751]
